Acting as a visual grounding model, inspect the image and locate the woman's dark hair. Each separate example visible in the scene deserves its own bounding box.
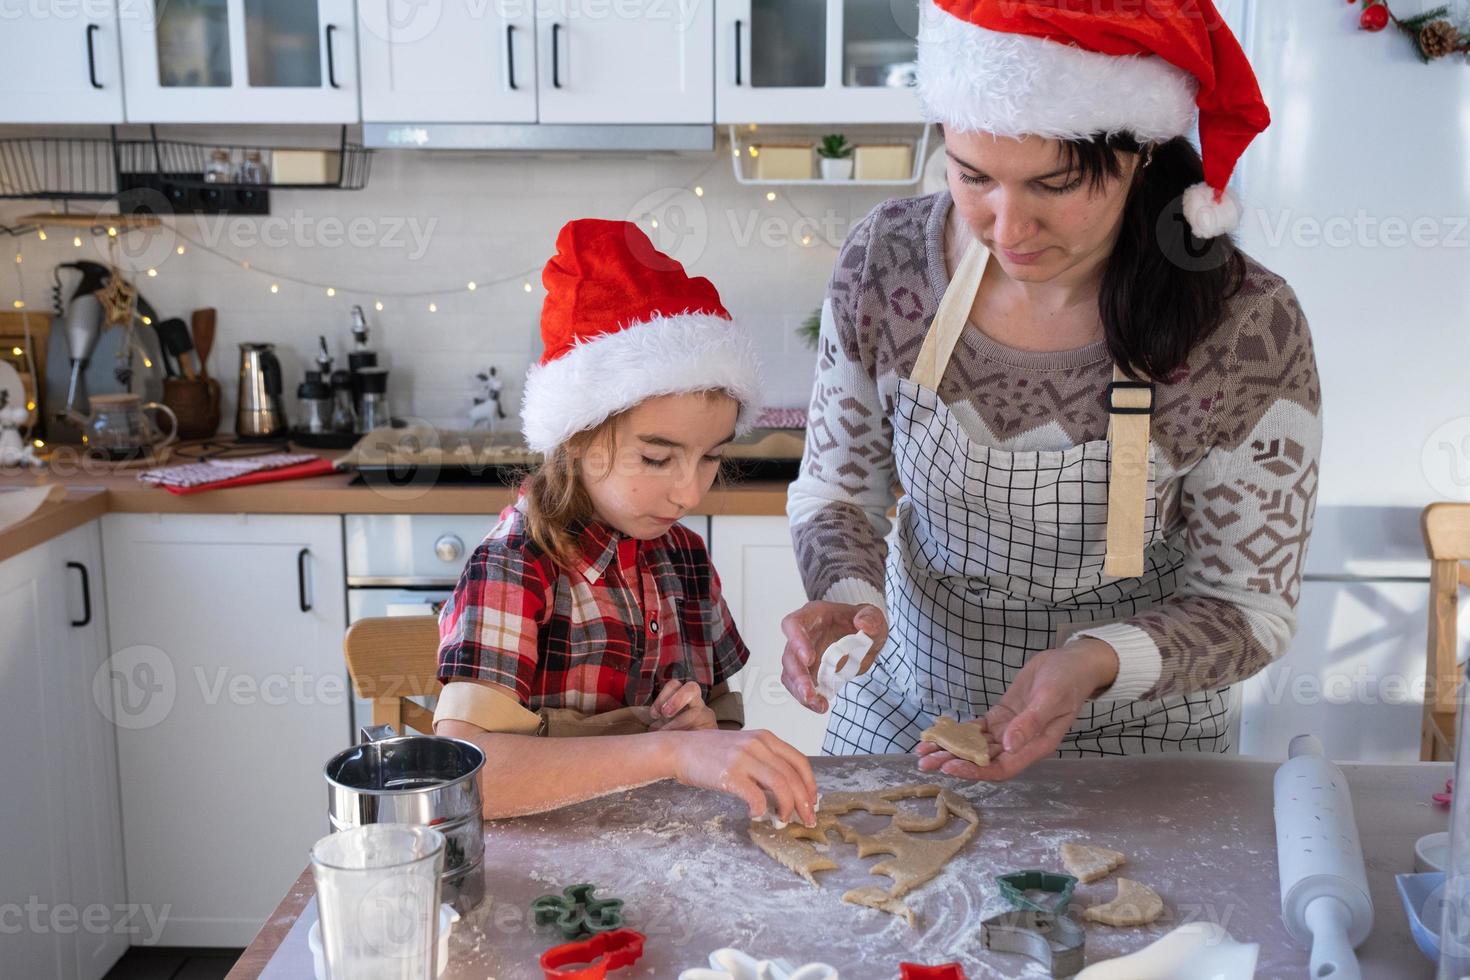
[1059,132,1247,383]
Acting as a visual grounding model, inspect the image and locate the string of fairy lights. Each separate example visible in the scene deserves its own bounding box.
[6,133,855,318]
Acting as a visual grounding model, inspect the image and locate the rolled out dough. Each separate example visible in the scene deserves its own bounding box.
[1082,876,1165,927]
[1060,842,1126,883]
[918,715,991,766]
[747,784,980,926]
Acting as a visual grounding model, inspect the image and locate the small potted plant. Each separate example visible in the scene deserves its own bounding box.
[818,134,854,181]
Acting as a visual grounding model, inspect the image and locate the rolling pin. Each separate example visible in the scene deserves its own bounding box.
[1273,734,1373,980]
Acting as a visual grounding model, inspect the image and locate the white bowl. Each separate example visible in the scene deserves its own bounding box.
[309,902,459,979]
[1416,831,1452,874]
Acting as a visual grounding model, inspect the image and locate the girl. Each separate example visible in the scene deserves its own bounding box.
[434,218,819,828]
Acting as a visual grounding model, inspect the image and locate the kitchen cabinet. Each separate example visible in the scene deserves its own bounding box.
[358,0,537,124]
[709,515,828,755]
[118,0,359,123]
[536,0,714,124]
[0,521,127,980]
[102,513,350,947]
[360,0,711,127]
[0,1,126,123]
[715,0,922,124]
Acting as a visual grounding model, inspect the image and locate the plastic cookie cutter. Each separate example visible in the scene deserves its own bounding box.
[532,884,626,940]
[678,947,839,980]
[540,927,645,980]
[1434,778,1453,806]
[899,963,967,979]
[996,870,1079,915]
[981,910,1085,979]
[815,631,872,707]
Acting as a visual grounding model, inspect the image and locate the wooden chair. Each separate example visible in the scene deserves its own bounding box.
[1421,504,1470,760]
[342,616,443,735]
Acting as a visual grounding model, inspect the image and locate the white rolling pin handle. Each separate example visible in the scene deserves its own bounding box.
[1289,733,1325,759]
[1304,895,1362,980]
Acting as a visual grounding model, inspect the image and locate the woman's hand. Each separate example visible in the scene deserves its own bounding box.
[780,601,888,713]
[665,730,819,826]
[917,639,1120,782]
[646,679,718,732]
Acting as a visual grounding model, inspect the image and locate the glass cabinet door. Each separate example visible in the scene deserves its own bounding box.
[244,0,322,88]
[842,0,918,90]
[155,0,232,88]
[750,0,825,88]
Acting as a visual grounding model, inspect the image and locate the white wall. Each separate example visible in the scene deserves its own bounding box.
[1,132,903,431]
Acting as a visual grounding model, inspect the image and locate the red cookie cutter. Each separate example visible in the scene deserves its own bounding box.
[1434,779,1454,806]
[540,928,646,980]
[899,964,967,980]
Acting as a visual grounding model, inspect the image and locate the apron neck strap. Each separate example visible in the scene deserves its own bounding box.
[911,240,989,391]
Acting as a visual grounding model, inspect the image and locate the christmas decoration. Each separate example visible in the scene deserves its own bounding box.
[1353,2,1470,63]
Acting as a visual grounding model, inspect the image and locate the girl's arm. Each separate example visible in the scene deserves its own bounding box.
[435,681,817,824]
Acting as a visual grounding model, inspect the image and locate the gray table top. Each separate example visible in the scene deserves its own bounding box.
[256,753,1452,979]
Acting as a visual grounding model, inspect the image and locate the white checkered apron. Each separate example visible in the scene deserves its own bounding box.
[823,244,1235,758]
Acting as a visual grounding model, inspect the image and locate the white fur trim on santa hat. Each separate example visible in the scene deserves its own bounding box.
[521,313,763,454]
[1182,181,1243,238]
[916,2,1198,141]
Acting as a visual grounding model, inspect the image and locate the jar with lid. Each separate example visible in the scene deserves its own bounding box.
[355,368,391,433]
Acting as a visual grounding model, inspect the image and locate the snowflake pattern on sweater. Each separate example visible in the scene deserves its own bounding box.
[788,191,1322,704]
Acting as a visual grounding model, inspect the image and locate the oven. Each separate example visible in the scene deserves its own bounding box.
[344,514,499,731]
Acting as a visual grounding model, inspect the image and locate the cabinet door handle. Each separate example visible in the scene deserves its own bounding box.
[506,24,518,90]
[325,24,341,89]
[734,19,744,86]
[67,561,92,628]
[297,548,313,613]
[86,24,102,89]
[552,23,563,89]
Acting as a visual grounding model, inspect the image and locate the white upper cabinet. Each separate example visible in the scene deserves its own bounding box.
[359,0,537,123]
[119,0,360,123]
[535,0,714,125]
[0,0,126,123]
[715,0,922,124]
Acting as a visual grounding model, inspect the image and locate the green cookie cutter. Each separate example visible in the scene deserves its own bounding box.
[995,870,1078,915]
[531,883,626,940]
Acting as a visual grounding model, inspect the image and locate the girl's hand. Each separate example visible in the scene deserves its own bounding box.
[916,640,1119,782]
[666,729,819,827]
[780,601,888,713]
[647,679,718,732]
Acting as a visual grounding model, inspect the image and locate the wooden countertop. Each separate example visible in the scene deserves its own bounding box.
[0,450,791,564]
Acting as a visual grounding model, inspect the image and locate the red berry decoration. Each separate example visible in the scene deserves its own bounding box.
[1359,3,1390,31]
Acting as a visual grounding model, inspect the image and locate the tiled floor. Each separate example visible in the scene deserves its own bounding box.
[101,947,242,980]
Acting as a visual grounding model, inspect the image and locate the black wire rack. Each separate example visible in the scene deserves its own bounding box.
[0,126,372,201]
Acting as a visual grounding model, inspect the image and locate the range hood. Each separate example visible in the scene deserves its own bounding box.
[362,124,714,152]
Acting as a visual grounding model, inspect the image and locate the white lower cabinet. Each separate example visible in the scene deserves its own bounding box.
[0,521,127,980]
[102,513,350,947]
[709,515,829,755]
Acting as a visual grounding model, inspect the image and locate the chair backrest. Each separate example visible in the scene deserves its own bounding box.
[342,616,443,735]
[1421,503,1470,761]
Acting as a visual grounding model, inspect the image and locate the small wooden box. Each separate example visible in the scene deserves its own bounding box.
[753,145,815,181]
[853,144,914,181]
[271,150,342,185]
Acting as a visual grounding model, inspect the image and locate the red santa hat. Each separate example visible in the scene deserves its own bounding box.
[916,0,1270,238]
[521,219,762,454]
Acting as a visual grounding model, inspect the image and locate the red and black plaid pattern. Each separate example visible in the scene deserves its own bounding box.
[437,503,749,715]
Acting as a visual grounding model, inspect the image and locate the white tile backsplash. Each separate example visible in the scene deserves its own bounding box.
[2,133,906,435]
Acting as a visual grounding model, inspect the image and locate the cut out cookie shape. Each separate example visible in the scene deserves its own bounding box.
[748,784,980,926]
[919,715,991,766]
[1082,877,1165,927]
[1060,842,1126,883]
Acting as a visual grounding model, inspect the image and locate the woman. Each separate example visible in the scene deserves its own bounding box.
[781,0,1322,781]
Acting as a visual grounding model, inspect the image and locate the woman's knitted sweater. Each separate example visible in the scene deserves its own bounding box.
[788,190,1323,704]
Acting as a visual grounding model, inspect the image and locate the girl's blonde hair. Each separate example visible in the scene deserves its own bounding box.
[521,389,736,570]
